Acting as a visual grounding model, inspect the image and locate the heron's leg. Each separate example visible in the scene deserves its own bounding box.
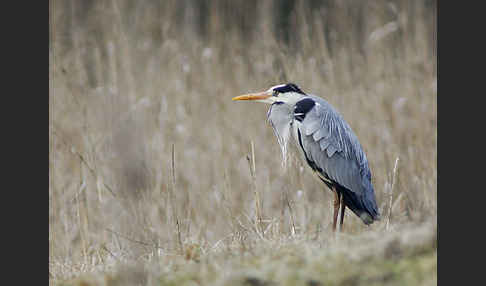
[332,187,340,232]
[339,194,345,231]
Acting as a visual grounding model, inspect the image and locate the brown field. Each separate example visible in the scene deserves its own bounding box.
[49,0,437,285]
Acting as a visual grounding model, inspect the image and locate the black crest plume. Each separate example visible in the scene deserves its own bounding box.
[274,83,306,95]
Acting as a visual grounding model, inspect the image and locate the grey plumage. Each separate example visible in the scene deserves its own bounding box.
[268,93,380,225]
[233,83,380,227]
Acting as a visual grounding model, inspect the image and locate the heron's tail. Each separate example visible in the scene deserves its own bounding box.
[339,184,380,225]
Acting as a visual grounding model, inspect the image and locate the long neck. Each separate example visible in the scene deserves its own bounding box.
[267,103,294,165]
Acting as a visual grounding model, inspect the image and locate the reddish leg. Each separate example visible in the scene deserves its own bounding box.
[332,187,340,232]
[339,194,345,231]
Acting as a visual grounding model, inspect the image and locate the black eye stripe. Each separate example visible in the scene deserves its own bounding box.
[273,83,306,95]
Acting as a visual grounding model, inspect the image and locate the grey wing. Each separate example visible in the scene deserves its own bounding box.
[298,95,371,195]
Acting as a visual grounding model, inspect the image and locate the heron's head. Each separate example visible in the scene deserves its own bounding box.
[232,83,306,105]
[233,83,306,167]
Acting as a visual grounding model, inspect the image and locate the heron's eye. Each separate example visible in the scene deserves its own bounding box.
[273,90,279,97]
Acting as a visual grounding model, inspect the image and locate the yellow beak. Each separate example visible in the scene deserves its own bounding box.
[232,91,272,101]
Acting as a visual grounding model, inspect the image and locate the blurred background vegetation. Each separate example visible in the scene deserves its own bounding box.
[49,0,436,283]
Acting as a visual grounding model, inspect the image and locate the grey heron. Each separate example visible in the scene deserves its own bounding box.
[233,83,380,231]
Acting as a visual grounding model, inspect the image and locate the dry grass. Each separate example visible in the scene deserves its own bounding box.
[49,0,436,285]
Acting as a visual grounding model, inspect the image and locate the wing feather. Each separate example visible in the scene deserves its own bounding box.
[326,144,338,157]
[319,139,331,151]
[298,95,370,194]
[312,127,328,141]
[303,120,321,136]
[301,96,364,163]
